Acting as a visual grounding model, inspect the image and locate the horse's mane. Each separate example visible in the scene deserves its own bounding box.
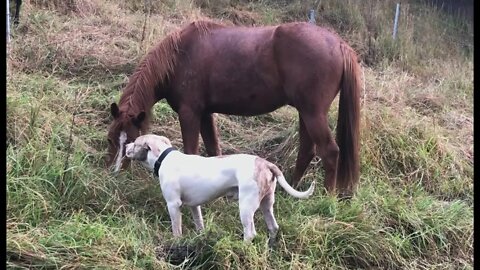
[118,20,225,120]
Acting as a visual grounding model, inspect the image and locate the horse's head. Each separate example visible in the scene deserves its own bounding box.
[106,102,146,172]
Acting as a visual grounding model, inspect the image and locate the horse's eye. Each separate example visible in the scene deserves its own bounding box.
[107,138,113,145]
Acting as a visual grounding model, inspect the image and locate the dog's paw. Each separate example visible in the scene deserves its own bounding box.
[267,237,277,249]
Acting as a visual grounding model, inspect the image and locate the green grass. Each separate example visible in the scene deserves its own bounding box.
[7,0,472,269]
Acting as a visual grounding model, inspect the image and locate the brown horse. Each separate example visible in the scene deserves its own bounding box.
[107,21,361,196]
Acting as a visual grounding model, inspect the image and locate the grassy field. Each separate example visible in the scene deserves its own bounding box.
[7,0,473,269]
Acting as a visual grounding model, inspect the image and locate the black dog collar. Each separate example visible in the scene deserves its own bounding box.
[153,147,176,177]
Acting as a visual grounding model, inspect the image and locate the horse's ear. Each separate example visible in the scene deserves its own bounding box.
[111,103,120,119]
[132,111,146,128]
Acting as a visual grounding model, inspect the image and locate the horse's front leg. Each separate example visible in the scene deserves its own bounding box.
[200,113,221,156]
[178,107,201,154]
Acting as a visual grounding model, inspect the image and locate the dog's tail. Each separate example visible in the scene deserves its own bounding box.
[267,163,315,199]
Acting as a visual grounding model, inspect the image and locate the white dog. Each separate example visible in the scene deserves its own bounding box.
[125,134,315,245]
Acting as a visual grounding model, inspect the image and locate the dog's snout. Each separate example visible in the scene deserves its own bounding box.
[125,143,134,157]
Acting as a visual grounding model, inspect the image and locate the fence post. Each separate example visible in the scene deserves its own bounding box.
[308,9,316,24]
[392,3,400,39]
[7,0,11,43]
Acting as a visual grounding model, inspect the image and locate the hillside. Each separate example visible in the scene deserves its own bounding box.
[7,0,473,269]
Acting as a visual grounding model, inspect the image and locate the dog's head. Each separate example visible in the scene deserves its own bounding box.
[125,134,172,163]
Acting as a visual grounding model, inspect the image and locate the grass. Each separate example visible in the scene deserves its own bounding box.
[7,0,473,269]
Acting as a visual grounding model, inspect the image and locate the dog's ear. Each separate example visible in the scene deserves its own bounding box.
[143,141,160,157]
[110,103,120,119]
[159,136,172,146]
[132,111,146,128]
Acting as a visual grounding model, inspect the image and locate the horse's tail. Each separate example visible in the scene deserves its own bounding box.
[267,163,315,199]
[336,43,361,196]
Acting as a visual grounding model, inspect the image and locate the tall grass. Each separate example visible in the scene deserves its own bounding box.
[7,0,472,269]
[254,0,472,71]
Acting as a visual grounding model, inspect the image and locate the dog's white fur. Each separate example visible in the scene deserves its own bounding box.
[125,134,315,244]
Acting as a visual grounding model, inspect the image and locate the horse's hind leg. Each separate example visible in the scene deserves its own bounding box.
[179,107,202,154]
[301,113,339,193]
[292,114,316,188]
[200,113,222,156]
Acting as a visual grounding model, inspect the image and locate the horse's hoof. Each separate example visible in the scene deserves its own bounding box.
[338,192,353,201]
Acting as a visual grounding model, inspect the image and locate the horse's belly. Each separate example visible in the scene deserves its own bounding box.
[207,68,286,115]
[208,90,286,115]
[212,103,284,116]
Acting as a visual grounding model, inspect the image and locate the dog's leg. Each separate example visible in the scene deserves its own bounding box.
[190,205,204,231]
[260,193,280,248]
[239,193,260,242]
[167,201,182,237]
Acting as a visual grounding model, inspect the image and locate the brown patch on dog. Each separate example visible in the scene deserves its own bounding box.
[254,157,276,199]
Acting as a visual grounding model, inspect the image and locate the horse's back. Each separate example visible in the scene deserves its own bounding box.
[273,22,345,63]
[272,22,346,109]
[169,21,346,114]
[172,23,286,115]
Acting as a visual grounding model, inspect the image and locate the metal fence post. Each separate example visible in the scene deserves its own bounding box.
[393,3,400,39]
[308,9,316,24]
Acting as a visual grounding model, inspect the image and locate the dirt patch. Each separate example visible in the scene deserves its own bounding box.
[224,8,258,26]
[406,94,445,116]
[155,236,218,267]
